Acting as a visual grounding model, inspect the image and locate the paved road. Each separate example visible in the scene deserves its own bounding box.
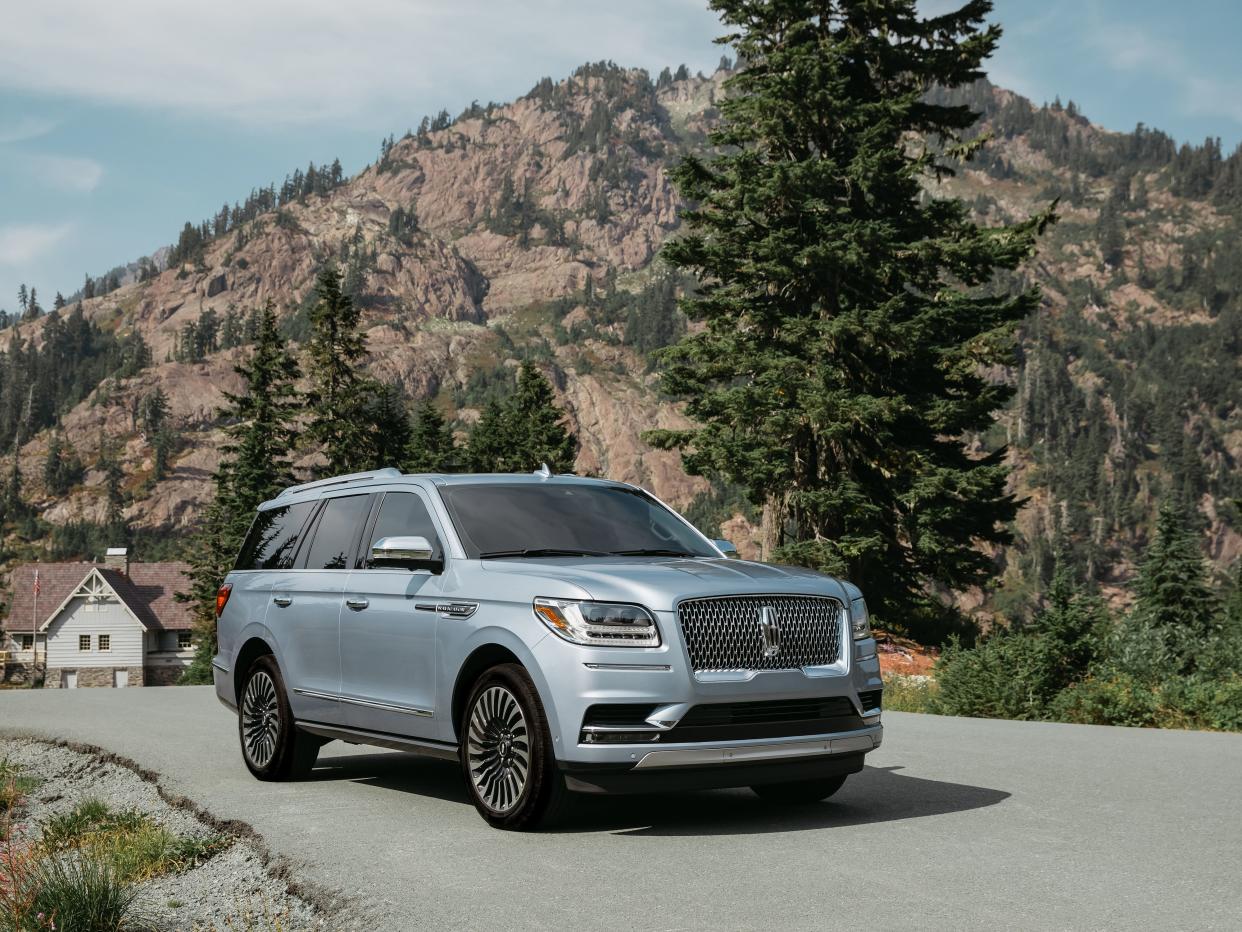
[3,687,1240,930]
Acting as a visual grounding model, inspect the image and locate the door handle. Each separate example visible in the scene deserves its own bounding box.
[272,595,292,607]
[345,597,370,611]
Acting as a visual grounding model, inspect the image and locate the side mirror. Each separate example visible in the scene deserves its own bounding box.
[713,539,740,559]
[371,535,442,572]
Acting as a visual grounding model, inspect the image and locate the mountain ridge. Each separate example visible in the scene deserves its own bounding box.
[4,61,1239,624]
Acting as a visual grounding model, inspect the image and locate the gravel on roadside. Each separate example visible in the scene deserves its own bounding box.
[0,736,332,931]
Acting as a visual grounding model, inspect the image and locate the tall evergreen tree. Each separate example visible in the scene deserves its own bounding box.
[1110,501,1218,680]
[406,400,458,472]
[179,301,301,682]
[100,443,129,546]
[466,399,511,472]
[365,382,415,468]
[646,0,1053,639]
[501,362,578,472]
[304,265,379,475]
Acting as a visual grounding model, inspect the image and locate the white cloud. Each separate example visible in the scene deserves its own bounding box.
[24,154,104,193]
[0,116,58,143]
[1081,15,1242,129]
[0,223,74,266]
[0,0,722,126]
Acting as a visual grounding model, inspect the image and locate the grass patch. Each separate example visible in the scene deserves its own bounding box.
[882,675,939,713]
[3,852,148,932]
[40,799,229,883]
[0,760,40,816]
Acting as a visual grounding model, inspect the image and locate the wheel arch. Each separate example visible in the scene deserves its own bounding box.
[233,635,276,705]
[450,639,558,743]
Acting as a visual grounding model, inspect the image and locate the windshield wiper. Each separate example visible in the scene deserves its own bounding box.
[478,548,611,559]
[610,548,699,558]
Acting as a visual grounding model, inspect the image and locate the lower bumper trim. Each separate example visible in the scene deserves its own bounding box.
[634,730,879,769]
[562,751,866,795]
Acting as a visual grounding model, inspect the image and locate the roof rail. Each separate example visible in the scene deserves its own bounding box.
[276,467,403,499]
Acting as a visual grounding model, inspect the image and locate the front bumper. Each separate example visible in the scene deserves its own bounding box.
[531,610,884,778]
[560,724,880,794]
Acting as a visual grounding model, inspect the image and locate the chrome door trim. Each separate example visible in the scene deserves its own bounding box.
[292,687,433,718]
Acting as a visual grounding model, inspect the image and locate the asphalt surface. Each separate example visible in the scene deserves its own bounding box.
[2,687,1239,931]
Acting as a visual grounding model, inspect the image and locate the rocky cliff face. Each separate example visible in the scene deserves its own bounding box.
[8,64,1240,616]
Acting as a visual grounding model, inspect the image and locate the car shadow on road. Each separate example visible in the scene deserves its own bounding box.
[309,752,1009,836]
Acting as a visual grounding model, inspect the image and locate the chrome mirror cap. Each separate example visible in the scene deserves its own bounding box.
[712,539,740,559]
[372,535,435,563]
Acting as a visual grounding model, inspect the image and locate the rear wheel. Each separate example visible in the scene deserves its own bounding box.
[460,663,570,830]
[238,655,320,780]
[750,774,848,804]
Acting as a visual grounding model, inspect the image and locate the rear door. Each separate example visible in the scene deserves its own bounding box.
[272,493,373,726]
[340,489,448,739]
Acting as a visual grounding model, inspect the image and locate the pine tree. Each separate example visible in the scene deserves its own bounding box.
[406,400,457,472]
[100,444,129,545]
[364,382,414,469]
[179,301,301,682]
[646,0,1053,640]
[501,362,578,472]
[44,432,83,496]
[17,285,27,314]
[466,399,511,472]
[1111,501,1218,680]
[304,265,379,475]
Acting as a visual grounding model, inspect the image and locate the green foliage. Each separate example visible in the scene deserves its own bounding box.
[0,306,149,459]
[178,301,302,683]
[930,500,1242,730]
[303,266,382,476]
[879,675,938,713]
[648,0,1052,641]
[43,433,84,496]
[466,363,578,473]
[9,855,144,932]
[405,400,458,472]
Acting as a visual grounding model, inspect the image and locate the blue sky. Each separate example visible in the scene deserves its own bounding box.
[3,0,1242,312]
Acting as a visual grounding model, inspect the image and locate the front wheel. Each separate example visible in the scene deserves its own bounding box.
[238,655,320,781]
[460,663,570,830]
[750,774,848,804]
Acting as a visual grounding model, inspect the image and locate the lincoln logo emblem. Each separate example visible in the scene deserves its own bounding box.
[759,605,782,657]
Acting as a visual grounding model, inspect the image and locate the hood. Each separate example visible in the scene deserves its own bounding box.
[479,557,852,611]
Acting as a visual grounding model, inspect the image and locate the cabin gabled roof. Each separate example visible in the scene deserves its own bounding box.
[6,562,194,633]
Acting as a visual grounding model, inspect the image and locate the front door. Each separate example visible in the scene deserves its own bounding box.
[340,490,448,739]
[113,669,128,688]
[63,670,77,689]
[273,493,373,727]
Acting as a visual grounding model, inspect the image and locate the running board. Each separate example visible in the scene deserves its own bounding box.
[298,721,460,762]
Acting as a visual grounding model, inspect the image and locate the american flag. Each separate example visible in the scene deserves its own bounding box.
[33,569,40,596]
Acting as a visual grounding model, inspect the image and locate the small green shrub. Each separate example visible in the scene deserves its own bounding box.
[0,761,39,815]
[931,632,1056,720]
[880,675,938,713]
[22,854,147,932]
[1049,674,1161,727]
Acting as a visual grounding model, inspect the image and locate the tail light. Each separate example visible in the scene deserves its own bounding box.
[215,583,233,618]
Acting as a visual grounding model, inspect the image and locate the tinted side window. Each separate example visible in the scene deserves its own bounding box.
[364,492,442,568]
[302,495,371,570]
[236,501,316,570]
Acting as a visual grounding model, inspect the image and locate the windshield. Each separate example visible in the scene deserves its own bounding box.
[441,482,718,559]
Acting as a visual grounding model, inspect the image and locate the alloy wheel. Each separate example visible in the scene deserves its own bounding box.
[241,670,280,769]
[466,685,531,813]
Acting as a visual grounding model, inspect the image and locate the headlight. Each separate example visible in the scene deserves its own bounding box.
[850,597,872,640]
[533,598,661,648]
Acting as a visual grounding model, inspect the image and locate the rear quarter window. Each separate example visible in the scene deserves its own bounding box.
[235,501,316,570]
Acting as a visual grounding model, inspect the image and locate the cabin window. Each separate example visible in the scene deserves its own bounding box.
[79,634,91,651]
[20,634,33,650]
[99,634,111,652]
[178,631,192,650]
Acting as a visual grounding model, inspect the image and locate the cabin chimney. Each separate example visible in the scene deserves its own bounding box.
[104,547,130,575]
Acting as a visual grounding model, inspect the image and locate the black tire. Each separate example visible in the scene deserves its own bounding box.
[750,774,848,804]
[460,663,571,830]
[238,655,321,781]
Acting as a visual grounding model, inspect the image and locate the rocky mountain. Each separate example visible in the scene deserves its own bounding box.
[5,62,1240,622]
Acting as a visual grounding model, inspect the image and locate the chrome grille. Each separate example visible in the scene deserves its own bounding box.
[677,595,843,673]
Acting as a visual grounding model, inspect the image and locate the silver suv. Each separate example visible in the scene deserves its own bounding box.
[212,468,883,829]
